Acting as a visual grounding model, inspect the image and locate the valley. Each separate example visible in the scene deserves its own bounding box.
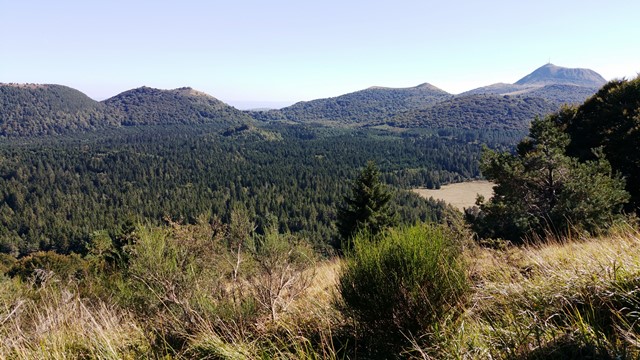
[1,64,639,359]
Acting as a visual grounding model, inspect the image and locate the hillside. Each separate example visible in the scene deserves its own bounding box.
[250,83,452,124]
[515,63,607,87]
[2,220,638,359]
[0,83,120,136]
[0,84,254,137]
[460,64,605,106]
[251,64,603,128]
[386,94,558,130]
[103,86,253,126]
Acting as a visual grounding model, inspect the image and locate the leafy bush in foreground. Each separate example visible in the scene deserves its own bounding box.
[337,224,469,355]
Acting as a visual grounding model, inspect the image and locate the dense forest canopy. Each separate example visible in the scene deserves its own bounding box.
[0,124,511,256]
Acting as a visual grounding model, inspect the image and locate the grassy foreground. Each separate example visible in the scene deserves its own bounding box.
[1,224,640,359]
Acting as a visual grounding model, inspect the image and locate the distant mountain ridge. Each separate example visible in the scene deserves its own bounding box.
[461,64,606,104]
[253,63,606,128]
[250,82,452,123]
[0,64,609,136]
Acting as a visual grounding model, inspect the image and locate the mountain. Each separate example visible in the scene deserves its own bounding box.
[386,94,558,130]
[250,83,452,124]
[460,64,606,106]
[0,83,120,137]
[515,63,607,87]
[0,84,254,137]
[0,64,608,136]
[252,64,605,127]
[103,86,253,126]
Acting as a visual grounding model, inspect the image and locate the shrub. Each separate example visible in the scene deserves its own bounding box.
[8,251,87,285]
[0,253,16,274]
[337,224,469,354]
[249,224,317,322]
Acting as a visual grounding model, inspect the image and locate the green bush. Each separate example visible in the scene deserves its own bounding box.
[0,253,16,274]
[337,224,469,353]
[8,251,87,284]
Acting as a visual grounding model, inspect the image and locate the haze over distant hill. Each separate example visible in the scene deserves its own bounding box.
[515,63,606,87]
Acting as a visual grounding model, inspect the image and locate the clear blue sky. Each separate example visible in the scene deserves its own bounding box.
[1,0,638,109]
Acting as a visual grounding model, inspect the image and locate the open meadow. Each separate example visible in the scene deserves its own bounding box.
[412,180,494,211]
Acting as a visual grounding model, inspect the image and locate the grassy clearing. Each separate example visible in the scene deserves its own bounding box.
[413,180,494,211]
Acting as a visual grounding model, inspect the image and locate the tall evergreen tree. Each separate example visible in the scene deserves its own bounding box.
[336,161,395,252]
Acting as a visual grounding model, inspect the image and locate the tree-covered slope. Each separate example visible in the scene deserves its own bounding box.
[0,84,254,137]
[523,84,600,105]
[0,84,120,136]
[460,83,599,106]
[386,94,558,130]
[103,86,254,126]
[250,83,452,124]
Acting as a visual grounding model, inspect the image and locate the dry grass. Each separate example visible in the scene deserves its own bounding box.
[0,278,149,359]
[413,180,494,211]
[186,259,346,359]
[423,224,640,359]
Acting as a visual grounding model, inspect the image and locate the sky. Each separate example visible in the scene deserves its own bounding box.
[1,0,638,109]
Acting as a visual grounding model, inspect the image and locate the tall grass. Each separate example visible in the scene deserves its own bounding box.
[423,223,640,359]
[0,276,149,359]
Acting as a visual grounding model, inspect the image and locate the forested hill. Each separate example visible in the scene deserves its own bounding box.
[103,86,253,126]
[251,64,604,127]
[385,94,558,130]
[0,64,606,136]
[0,84,121,136]
[0,84,253,137]
[248,83,453,124]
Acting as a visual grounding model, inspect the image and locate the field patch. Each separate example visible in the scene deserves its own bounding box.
[413,180,494,211]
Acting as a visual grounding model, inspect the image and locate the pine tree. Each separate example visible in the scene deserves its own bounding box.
[558,76,640,213]
[470,116,629,242]
[336,161,395,252]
